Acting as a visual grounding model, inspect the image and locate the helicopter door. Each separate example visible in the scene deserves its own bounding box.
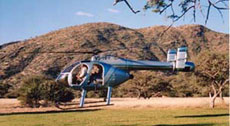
[89,64,104,85]
[68,64,89,86]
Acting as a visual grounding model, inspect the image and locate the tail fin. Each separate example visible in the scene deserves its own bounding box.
[176,47,188,69]
[167,49,177,62]
[167,47,188,70]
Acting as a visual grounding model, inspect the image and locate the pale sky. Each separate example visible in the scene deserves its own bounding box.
[0,0,229,45]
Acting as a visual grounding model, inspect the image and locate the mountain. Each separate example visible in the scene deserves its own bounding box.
[0,22,228,86]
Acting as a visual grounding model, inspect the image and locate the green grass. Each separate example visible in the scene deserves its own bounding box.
[0,108,228,126]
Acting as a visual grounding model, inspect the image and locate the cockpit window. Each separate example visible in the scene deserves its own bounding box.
[62,62,79,73]
[72,64,88,85]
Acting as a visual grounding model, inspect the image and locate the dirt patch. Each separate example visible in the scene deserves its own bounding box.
[0,97,228,114]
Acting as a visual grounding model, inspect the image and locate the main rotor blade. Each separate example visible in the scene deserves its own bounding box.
[24,49,103,55]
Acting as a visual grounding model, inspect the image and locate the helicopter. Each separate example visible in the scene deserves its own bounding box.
[56,46,195,107]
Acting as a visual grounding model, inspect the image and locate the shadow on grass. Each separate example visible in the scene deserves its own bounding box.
[87,103,114,108]
[111,124,139,126]
[175,113,229,118]
[85,100,106,104]
[58,102,78,106]
[53,100,107,109]
[71,100,105,105]
[153,123,215,126]
[0,109,101,116]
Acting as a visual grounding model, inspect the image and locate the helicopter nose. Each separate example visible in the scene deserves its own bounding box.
[56,73,69,86]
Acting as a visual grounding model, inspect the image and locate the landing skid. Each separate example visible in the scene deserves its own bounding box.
[79,87,112,108]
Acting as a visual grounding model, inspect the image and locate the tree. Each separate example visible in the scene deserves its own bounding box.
[170,73,199,97]
[129,71,173,99]
[130,72,155,99]
[195,51,229,108]
[114,0,229,24]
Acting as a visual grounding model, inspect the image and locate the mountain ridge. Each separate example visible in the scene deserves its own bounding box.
[0,22,228,86]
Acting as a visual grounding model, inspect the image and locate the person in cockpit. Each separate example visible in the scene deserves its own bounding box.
[89,65,99,84]
[76,64,88,82]
[90,65,103,84]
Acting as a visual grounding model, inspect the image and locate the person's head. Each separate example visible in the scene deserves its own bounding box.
[82,64,87,68]
[80,64,84,68]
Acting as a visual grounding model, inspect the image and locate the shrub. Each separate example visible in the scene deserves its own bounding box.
[0,81,11,98]
[18,76,46,107]
[18,75,74,108]
[4,89,20,98]
[42,80,75,104]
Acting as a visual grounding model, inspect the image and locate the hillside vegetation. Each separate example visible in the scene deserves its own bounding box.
[0,22,228,98]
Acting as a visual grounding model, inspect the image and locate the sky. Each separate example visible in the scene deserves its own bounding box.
[0,0,229,45]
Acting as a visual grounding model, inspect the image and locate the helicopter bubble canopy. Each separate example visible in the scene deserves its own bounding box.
[62,62,80,73]
[62,62,104,87]
[67,63,89,86]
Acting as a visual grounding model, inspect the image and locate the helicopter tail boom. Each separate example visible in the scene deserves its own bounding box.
[114,47,194,72]
[121,60,194,72]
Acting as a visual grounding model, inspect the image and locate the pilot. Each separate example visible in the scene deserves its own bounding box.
[76,64,88,81]
[91,65,99,75]
[90,65,103,84]
[89,65,100,84]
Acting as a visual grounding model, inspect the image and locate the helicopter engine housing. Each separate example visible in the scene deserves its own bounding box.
[104,65,131,87]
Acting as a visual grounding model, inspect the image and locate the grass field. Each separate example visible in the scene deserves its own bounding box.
[0,107,228,126]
